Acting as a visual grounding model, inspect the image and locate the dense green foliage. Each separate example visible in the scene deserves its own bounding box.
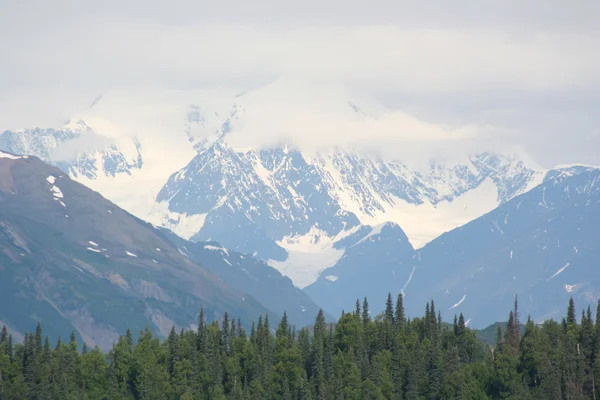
[1,294,599,399]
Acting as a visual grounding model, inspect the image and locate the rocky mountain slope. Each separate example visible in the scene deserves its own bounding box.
[405,164,600,327]
[307,165,600,327]
[159,229,328,327]
[304,222,415,316]
[0,151,268,349]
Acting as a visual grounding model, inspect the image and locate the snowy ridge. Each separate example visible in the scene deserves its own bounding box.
[153,137,544,286]
[0,120,143,180]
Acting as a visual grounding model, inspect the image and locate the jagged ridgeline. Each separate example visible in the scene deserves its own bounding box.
[0,295,598,399]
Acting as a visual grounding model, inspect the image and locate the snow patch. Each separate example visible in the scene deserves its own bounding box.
[267,226,350,288]
[86,247,101,253]
[204,245,230,256]
[325,275,339,282]
[47,176,64,199]
[88,241,99,247]
[373,178,501,249]
[547,263,570,281]
[401,265,417,295]
[353,222,387,246]
[147,201,207,240]
[449,294,467,310]
[0,151,23,160]
[126,251,138,258]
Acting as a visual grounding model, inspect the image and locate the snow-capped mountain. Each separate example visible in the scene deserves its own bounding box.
[0,120,143,180]
[152,136,543,287]
[1,82,545,290]
[305,222,415,316]
[308,164,600,327]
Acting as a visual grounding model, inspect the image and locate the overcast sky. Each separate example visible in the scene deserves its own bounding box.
[1,0,599,167]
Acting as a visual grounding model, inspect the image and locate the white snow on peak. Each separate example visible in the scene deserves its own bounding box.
[47,176,56,184]
[126,251,138,258]
[325,275,339,282]
[449,294,467,310]
[353,222,388,246]
[88,241,99,246]
[87,247,101,253]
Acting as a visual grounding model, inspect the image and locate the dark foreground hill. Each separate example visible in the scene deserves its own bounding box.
[0,151,268,349]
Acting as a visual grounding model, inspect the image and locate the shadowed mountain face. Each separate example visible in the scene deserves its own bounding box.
[160,229,329,328]
[304,222,415,317]
[0,152,267,349]
[304,165,600,327]
[403,165,600,327]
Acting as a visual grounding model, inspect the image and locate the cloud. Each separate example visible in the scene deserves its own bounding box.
[0,0,599,167]
[49,129,116,162]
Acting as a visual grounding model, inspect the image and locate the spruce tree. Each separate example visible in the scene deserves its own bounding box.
[395,293,405,331]
[362,298,371,327]
[567,297,577,326]
[385,293,395,324]
[197,308,207,352]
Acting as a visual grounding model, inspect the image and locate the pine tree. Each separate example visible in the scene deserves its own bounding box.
[395,293,405,331]
[362,298,371,327]
[385,293,395,324]
[453,315,458,336]
[567,297,577,326]
[513,295,521,345]
[35,322,43,355]
[222,312,231,356]
[496,325,503,347]
[0,325,7,355]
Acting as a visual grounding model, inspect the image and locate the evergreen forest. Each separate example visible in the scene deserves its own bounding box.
[0,294,598,399]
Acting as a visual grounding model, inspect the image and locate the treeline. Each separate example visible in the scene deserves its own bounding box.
[0,295,598,399]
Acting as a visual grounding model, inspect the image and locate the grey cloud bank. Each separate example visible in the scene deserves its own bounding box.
[1,0,599,167]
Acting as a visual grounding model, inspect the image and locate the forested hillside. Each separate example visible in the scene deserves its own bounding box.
[0,295,598,399]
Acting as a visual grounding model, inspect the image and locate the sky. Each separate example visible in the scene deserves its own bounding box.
[1,0,599,167]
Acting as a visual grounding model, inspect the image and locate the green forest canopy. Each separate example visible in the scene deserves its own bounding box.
[0,294,598,399]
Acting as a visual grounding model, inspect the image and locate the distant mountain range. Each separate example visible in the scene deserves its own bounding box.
[1,89,545,290]
[307,164,600,327]
[2,82,596,331]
